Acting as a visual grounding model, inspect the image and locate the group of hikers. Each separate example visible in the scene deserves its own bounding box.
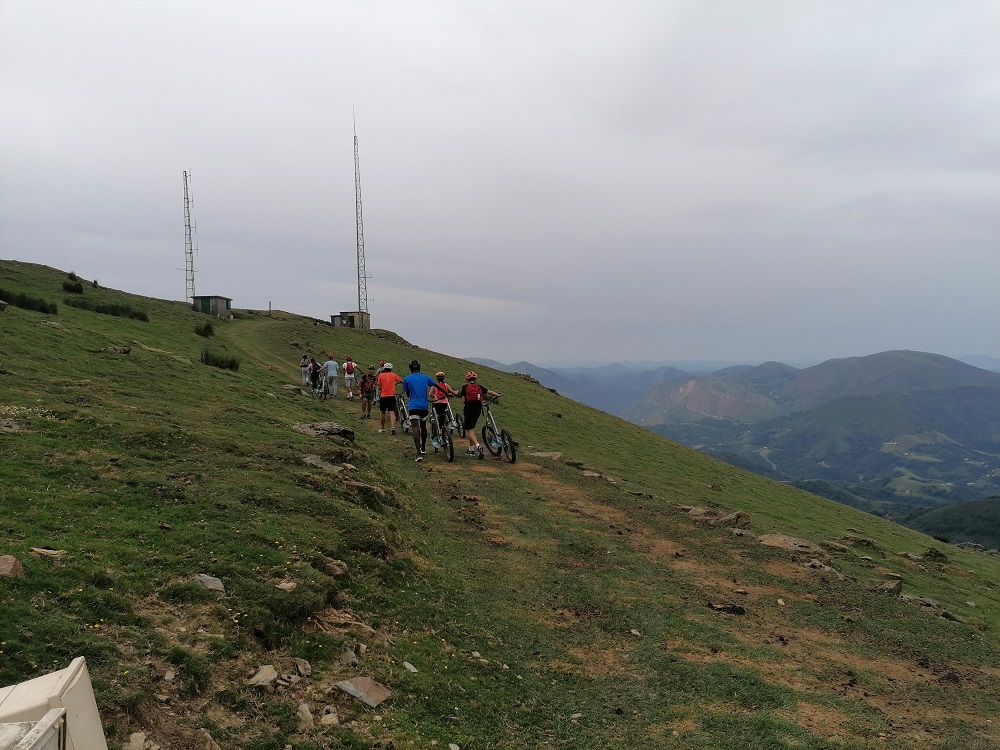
[299,354,501,461]
[300,353,362,400]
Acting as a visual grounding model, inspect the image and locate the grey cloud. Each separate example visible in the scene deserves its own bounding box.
[2,0,997,366]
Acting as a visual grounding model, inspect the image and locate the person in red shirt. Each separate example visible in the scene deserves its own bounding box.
[376,362,404,435]
[430,371,459,446]
[458,371,501,456]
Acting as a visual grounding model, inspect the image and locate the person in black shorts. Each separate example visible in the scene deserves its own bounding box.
[376,363,404,434]
[358,365,377,419]
[430,371,459,446]
[458,371,501,456]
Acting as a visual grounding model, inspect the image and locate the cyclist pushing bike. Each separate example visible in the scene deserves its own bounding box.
[403,360,437,461]
[430,371,459,444]
[376,362,404,435]
[458,371,501,457]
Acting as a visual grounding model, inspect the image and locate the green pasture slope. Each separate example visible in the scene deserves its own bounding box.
[2,259,1000,750]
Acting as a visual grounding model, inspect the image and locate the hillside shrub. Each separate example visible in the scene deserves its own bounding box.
[64,297,149,321]
[194,321,214,338]
[230,579,329,649]
[63,280,85,294]
[201,349,240,371]
[166,647,212,696]
[0,287,57,314]
[67,271,78,281]
[160,581,217,604]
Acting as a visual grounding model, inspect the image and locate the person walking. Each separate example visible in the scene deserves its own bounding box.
[403,360,436,461]
[458,371,501,456]
[358,365,377,419]
[343,356,357,400]
[299,354,310,385]
[376,363,404,434]
[323,355,339,398]
[430,371,459,447]
[308,357,322,392]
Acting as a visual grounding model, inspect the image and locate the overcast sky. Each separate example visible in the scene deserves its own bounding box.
[2,1,997,366]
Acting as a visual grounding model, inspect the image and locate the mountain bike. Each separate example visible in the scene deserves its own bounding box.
[448,399,465,438]
[317,375,331,401]
[429,405,455,462]
[480,397,516,463]
[395,395,411,434]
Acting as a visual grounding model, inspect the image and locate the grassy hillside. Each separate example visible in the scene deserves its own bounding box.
[3,260,1000,749]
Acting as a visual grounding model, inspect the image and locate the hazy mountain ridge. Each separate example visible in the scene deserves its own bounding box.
[627,350,1000,427]
[468,357,689,416]
[649,354,1000,510]
[477,351,1000,512]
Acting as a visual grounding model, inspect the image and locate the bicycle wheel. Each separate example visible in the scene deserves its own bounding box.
[453,409,466,438]
[443,428,454,462]
[481,423,502,456]
[500,429,516,463]
[430,413,441,452]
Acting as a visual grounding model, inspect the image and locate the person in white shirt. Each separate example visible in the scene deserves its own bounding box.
[343,356,357,400]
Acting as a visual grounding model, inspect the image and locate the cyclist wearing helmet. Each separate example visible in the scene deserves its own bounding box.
[403,360,436,461]
[430,371,459,440]
[376,362,404,434]
[372,360,388,407]
[359,365,378,419]
[343,356,357,399]
[458,371,501,456]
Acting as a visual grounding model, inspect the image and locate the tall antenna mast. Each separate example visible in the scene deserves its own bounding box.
[182,170,197,303]
[353,117,370,325]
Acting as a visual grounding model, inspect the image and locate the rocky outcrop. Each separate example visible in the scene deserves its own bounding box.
[293,422,355,441]
[0,555,24,577]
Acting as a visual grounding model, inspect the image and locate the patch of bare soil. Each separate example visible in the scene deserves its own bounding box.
[563,643,641,678]
[469,464,502,474]
[775,701,852,741]
[305,608,376,636]
[761,559,822,583]
[516,466,591,503]
[757,534,823,554]
[633,536,686,559]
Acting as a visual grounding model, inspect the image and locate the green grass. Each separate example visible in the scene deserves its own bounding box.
[2,260,1000,749]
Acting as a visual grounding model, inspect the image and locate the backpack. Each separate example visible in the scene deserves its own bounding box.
[464,383,484,402]
[346,361,355,374]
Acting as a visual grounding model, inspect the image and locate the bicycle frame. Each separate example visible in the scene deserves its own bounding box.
[481,397,516,462]
[429,402,455,461]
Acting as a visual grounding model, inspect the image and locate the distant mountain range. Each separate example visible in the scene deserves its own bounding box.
[468,358,692,417]
[472,351,1000,513]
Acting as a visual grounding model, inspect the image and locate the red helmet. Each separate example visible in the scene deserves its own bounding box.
[465,371,477,381]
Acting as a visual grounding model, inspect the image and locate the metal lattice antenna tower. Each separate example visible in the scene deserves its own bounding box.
[182,170,197,303]
[353,118,370,324]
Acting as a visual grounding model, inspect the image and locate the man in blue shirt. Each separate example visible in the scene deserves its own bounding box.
[403,359,436,462]
[323,355,339,398]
